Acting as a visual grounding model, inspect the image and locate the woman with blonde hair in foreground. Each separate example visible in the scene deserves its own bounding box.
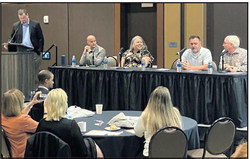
[36,88,103,158]
[134,86,182,157]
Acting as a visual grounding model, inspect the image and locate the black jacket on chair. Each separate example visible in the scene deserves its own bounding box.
[24,131,71,158]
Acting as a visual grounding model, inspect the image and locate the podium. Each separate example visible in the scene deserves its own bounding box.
[8,42,34,52]
[1,52,36,101]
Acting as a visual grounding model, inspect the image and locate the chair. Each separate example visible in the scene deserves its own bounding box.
[1,128,11,158]
[187,117,235,158]
[107,56,118,67]
[211,61,217,71]
[24,131,71,158]
[149,126,187,158]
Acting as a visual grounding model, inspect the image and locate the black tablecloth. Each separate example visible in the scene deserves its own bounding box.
[49,66,248,128]
[74,111,200,158]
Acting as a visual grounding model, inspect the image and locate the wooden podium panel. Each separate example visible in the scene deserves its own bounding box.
[1,52,36,101]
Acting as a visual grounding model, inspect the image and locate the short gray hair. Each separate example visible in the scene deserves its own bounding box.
[226,35,240,48]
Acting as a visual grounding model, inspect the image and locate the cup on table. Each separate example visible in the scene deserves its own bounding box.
[77,121,86,132]
[96,104,103,114]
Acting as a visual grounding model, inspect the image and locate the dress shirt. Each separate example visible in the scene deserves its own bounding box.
[223,47,247,72]
[181,47,212,65]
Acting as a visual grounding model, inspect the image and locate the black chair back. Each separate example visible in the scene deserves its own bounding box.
[24,131,72,158]
[203,117,235,158]
[149,126,187,158]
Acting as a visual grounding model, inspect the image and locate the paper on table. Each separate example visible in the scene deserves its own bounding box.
[126,129,135,134]
[84,130,108,136]
[107,112,139,128]
[67,105,95,118]
[107,131,123,136]
[156,68,170,71]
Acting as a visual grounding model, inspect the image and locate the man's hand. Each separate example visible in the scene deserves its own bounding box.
[224,64,237,72]
[182,61,192,70]
[83,45,91,54]
[2,43,8,50]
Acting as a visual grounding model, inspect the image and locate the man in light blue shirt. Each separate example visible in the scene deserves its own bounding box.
[181,35,213,70]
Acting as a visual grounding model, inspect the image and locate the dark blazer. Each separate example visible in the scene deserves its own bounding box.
[36,118,88,157]
[9,19,44,54]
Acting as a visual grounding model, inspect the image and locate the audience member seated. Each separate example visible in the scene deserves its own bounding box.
[79,35,106,66]
[1,89,41,158]
[29,70,54,122]
[36,88,103,158]
[134,86,182,157]
[222,35,247,72]
[121,35,154,67]
[181,35,213,70]
[231,142,247,158]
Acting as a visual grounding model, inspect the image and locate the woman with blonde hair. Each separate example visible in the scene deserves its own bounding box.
[1,88,41,158]
[134,86,182,157]
[121,35,154,67]
[36,88,103,158]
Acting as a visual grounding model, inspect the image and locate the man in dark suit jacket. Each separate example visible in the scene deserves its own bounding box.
[9,9,44,54]
[7,9,44,78]
[29,70,54,122]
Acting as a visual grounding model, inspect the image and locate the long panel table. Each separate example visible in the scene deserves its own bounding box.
[49,66,248,128]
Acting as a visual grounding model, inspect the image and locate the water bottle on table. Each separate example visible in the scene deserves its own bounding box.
[208,62,213,74]
[103,56,108,69]
[176,59,182,72]
[141,58,146,71]
[72,55,76,67]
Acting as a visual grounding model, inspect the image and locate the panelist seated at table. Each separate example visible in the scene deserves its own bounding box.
[36,88,103,158]
[79,35,106,66]
[222,35,247,72]
[181,35,213,70]
[121,35,154,67]
[134,86,182,157]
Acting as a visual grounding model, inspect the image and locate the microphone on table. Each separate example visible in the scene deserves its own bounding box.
[220,50,228,56]
[118,47,124,56]
[118,47,124,67]
[218,50,228,73]
[176,48,187,55]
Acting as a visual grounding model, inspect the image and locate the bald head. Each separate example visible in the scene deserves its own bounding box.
[86,35,97,49]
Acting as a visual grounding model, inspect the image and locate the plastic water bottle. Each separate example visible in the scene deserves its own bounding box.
[176,59,182,72]
[208,62,213,74]
[103,56,108,69]
[141,58,146,71]
[72,55,76,67]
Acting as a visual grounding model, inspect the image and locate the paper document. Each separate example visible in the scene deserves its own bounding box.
[107,112,139,128]
[85,130,108,136]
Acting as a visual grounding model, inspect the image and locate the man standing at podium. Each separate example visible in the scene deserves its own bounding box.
[5,8,44,77]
